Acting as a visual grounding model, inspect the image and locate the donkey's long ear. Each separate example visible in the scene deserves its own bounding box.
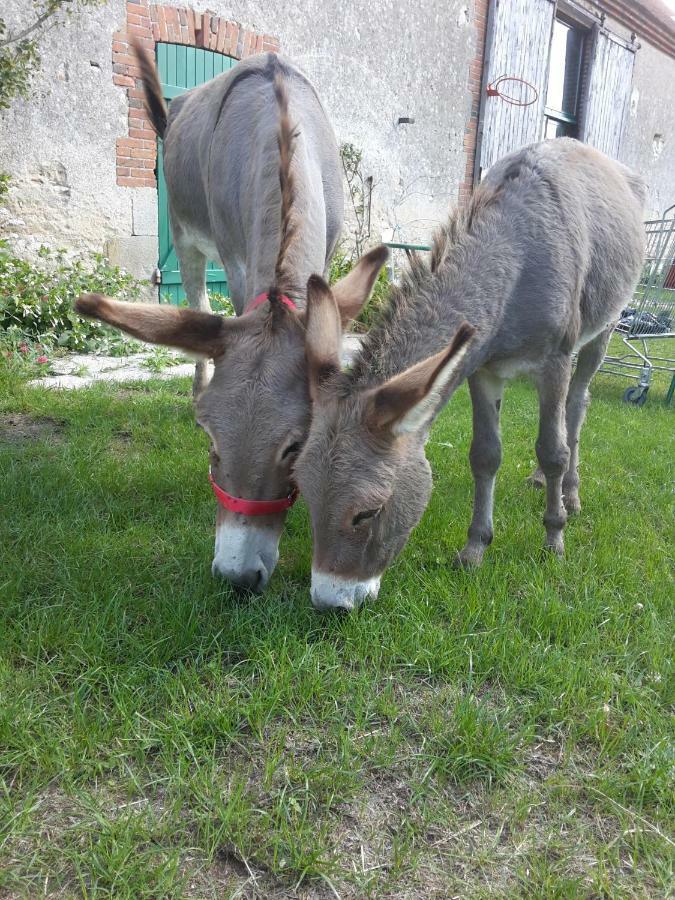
[331,244,389,326]
[75,294,240,357]
[367,322,476,435]
[305,275,342,401]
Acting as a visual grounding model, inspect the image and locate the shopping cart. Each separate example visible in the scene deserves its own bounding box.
[601,204,675,406]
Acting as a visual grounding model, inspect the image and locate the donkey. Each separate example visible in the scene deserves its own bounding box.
[76,47,388,590]
[294,138,646,610]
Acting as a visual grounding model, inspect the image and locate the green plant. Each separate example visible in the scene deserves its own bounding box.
[141,347,185,373]
[329,249,390,330]
[340,143,373,259]
[0,242,143,353]
[207,291,235,317]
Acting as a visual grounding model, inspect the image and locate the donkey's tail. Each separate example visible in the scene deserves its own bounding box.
[272,69,298,295]
[131,38,168,138]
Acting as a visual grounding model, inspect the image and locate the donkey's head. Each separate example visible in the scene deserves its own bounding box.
[294,276,475,610]
[75,249,386,592]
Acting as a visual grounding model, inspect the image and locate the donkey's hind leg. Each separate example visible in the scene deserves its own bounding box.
[535,355,572,555]
[562,324,613,513]
[456,370,505,568]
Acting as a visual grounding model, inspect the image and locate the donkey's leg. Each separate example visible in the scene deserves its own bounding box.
[535,356,572,555]
[456,370,505,568]
[562,325,613,513]
[175,241,210,396]
[526,466,546,489]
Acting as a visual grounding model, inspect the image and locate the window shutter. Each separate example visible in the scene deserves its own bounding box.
[579,27,636,159]
[479,0,556,173]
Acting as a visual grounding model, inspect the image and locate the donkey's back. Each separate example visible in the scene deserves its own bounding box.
[480,138,645,362]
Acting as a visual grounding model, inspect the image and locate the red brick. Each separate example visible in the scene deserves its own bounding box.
[129,128,152,139]
[127,25,152,42]
[112,40,128,53]
[128,14,151,28]
[127,2,149,15]
[130,146,154,158]
[114,74,135,86]
[226,22,239,56]
[216,19,227,53]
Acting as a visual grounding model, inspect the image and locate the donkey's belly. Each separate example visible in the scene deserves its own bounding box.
[180,224,223,267]
[484,357,542,380]
[572,320,612,353]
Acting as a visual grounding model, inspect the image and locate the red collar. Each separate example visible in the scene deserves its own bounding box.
[243,291,297,315]
[207,291,299,516]
[209,469,298,516]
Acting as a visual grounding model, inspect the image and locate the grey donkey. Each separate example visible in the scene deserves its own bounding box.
[76,47,388,590]
[294,138,646,610]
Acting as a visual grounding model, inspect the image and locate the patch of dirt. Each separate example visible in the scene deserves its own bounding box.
[0,413,65,444]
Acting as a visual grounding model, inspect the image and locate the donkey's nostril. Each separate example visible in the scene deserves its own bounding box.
[212,563,268,592]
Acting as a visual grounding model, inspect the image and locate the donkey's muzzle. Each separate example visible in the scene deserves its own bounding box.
[310,570,381,611]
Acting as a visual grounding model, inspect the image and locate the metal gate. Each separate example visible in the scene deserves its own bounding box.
[156,43,234,304]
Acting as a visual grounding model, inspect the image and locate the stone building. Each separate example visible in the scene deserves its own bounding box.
[1,0,674,300]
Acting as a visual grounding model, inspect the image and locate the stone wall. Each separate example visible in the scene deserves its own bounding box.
[0,0,482,294]
[0,0,673,296]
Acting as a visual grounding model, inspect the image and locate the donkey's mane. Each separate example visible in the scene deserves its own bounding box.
[270,71,299,303]
[348,182,502,388]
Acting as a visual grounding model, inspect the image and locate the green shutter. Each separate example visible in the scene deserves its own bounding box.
[156,44,236,305]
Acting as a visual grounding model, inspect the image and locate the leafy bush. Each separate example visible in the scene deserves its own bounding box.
[329,248,390,331]
[0,242,143,352]
[206,291,235,317]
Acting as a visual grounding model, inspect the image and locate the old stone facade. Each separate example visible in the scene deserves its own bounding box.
[1,0,674,298]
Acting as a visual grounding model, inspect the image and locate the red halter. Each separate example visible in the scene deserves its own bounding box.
[243,291,297,315]
[208,291,300,516]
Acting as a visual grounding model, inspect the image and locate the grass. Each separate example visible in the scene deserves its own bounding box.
[0,358,673,898]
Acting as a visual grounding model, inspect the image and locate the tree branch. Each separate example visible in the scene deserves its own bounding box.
[0,2,73,49]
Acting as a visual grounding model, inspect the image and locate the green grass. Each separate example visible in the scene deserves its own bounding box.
[0,361,673,898]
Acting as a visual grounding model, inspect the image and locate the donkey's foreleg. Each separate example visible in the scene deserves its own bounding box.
[562,325,613,513]
[535,356,572,555]
[175,241,210,396]
[457,370,505,568]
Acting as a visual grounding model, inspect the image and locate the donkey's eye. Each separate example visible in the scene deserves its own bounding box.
[352,507,382,527]
[282,440,302,460]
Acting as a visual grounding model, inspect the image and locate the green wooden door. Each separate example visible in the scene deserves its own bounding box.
[156,44,236,304]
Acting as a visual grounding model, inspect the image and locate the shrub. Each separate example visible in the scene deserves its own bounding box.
[0,242,143,353]
[329,249,390,331]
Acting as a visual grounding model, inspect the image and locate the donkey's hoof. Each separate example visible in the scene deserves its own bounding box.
[454,546,485,569]
[563,493,581,514]
[526,468,546,489]
[544,537,565,556]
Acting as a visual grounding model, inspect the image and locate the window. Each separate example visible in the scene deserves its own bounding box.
[544,18,586,139]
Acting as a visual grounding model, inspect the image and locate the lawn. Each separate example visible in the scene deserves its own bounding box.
[0,361,672,898]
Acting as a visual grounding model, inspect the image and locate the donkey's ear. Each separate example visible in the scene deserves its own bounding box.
[75,294,241,358]
[331,244,389,326]
[305,275,342,401]
[367,322,476,435]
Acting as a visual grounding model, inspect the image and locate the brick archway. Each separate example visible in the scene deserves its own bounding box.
[112,2,280,188]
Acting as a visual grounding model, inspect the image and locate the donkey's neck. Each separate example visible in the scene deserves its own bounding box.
[351,215,515,388]
[244,145,327,311]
